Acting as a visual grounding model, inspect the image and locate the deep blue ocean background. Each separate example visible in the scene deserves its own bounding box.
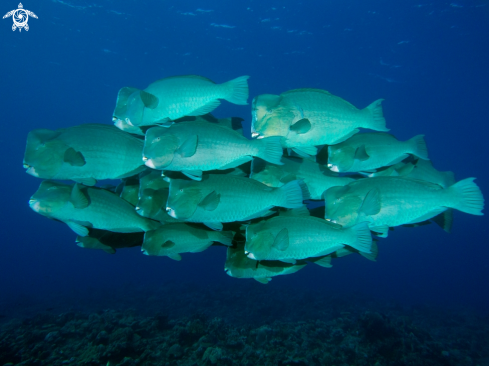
[1,0,489,320]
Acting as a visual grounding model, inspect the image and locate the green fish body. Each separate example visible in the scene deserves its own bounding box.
[142,223,234,260]
[327,133,429,173]
[370,159,455,189]
[225,242,306,284]
[143,121,283,180]
[113,75,249,127]
[251,88,388,156]
[29,181,160,236]
[244,216,372,263]
[324,176,484,237]
[166,174,308,230]
[251,156,354,200]
[24,124,145,186]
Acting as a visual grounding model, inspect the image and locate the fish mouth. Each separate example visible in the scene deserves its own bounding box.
[246,252,257,260]
[23,163,30,169]
[145,159,156,169]
[327,164,339,173]
[26,166,39,177]
[29,199,41,212]
[141,248,149,255]
[166,207,177,218]
[142,156,148,162]
[251,132,260,138]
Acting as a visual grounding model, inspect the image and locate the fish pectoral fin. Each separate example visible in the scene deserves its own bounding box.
[360,188,381,216]
[139,90,159,109]
[161,240,175,249]
[177,134,198,158]
[187,100,221,117]
[63,148,86,166]
[66,221,89,237]
[312,256,332,268]
[354,145,369,161]
[203,222,223,231]
[74,178,97,186]
[289,118,312,134]
[198,190,220,211]
[254,277,271,284]
[70,183,90,209]
[182,170,203,181]
[280,258,296,264]
[272,228,289,251]
[291,146,317,157]
[167,253,182,261]
[405,207,448,225]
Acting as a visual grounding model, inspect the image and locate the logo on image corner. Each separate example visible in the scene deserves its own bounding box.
[3,3,38,32]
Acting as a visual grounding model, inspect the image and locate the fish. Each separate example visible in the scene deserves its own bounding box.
[327,133,429,173]
[76,229,144,254]
[143,121,283,180]
[142,223,234,260]
[113,75,249,127]
[136,170,177,223]
[24,124,146,186]
[250,156,354,200]
[166,174,309,230]
[251,88,388,157]
[324,176,484,237]
[29,181,161,236]
[368,159,455,188]
[225,242,306,284]
[244,216,372,263]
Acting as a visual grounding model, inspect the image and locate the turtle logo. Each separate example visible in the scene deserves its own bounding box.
[3,3,37,32]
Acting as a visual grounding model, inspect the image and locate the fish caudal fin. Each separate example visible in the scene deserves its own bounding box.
[276,180,309,209]
[222,75,250,105]
[347,222,372,253]
[255,136,284,165]
[364,99,389,132]
[448,178,484,215]
[408,134,429,160]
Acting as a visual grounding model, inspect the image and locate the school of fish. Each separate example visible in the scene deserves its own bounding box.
[24,74,485,284]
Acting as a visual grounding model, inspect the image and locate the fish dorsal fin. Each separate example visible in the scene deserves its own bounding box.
[161,240,175,249]
[282,88,332,96]
[160,75,215,83]
[198,190,220,211]
[139,90,159,109]
[360,188,381,216]
[177,134,198,157]
[70,183,90,209]
[273,228,289,251]
[354,145,369,161]
[64,148,86,166]
[289,118,312,134]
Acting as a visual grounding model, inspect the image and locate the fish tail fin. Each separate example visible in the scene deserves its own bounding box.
[364,99,389,131]
[254,136,284,165]
[448,178,484,215]
[217,231,235,246]
[276,180,308,208]
[347,222,372,253]
[222,75,250,105]
[408,134,429,160]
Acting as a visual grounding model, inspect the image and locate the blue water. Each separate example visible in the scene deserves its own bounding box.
[1,0,488,316]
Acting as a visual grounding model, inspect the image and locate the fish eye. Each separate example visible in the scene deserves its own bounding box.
[179,189,183,192]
